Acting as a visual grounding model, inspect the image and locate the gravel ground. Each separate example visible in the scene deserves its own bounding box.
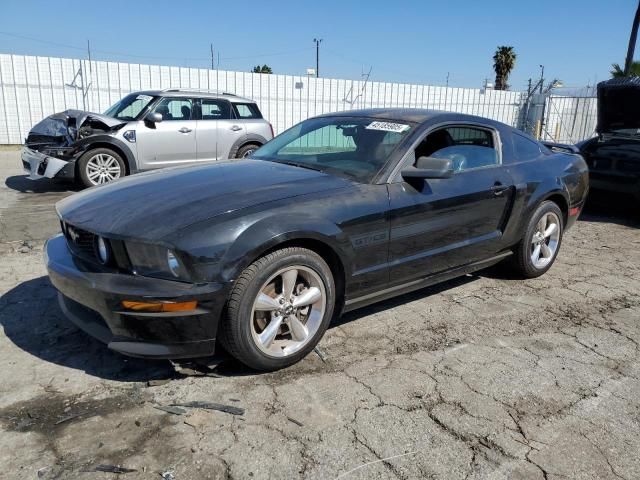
[1,149,639,480]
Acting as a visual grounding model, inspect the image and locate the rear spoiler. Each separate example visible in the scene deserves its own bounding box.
[541,141,580,154]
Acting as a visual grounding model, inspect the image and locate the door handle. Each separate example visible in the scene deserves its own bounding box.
[230,125,242,131]
[178,127,192,134]
[490,183,509,196]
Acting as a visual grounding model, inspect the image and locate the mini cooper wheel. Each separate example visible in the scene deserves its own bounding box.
[512,200,564,278]
[78,148,126,188]
[220,247,335,371]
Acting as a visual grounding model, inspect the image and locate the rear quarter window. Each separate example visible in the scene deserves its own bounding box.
[512,133,542,161]
[233,103,262,119]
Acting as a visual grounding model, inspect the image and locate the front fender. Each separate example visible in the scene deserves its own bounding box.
[220,214,353,282]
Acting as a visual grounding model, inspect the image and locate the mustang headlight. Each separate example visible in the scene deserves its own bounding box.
[125,242,188,281]
[95,236,111,265]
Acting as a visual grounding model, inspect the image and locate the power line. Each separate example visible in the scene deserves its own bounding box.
[0,30,312,64]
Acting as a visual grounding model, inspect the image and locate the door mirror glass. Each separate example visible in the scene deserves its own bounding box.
[402,156,454,179]
[146,112,163,123]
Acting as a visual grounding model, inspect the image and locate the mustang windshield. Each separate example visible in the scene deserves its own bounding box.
[104,93,156,121]
[253,117,413,181]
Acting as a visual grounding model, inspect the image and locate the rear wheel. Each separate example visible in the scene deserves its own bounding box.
[77,148,125,188]
[511,201,564,278]
[235,143,260,159]
[219,247,335,371]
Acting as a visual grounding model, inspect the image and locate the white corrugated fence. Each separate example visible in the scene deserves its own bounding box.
[0,53,597,145]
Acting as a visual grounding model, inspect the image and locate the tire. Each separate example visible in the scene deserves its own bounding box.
[235,143,260,159]
[219,247,335,371]
[77,148,126,188]
[511,200,564,278]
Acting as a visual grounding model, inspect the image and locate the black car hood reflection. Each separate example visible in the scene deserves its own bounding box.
[56,160,354,241]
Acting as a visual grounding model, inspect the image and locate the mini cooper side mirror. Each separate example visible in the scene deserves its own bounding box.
[146,112,163,123]
[401,156,454,180]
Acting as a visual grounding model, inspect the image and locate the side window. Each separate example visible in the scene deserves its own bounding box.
[413,125,499,172]
[200,99,231,120]
[512,133,542,161]
[152,98,193,121]
[233,103,262,119]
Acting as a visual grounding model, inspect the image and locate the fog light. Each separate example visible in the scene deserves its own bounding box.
[121,300,198,312]
[96,236,110,264]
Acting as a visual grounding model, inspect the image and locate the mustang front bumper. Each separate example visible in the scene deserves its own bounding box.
[45,234,228,359]
[22,146,75,180]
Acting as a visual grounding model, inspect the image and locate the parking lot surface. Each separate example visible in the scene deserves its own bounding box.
[1,148,639,479]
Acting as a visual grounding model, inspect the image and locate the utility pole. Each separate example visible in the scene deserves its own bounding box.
[624,0,640,75]
[210,43,215,70]
[313,38,322,78]
[539,65,545,93]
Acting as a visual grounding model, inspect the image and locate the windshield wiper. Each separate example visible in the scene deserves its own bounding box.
[270,160,326,173]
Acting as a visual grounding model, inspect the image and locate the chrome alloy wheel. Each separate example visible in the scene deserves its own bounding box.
[242,148,257,158]
[85,153,122,185]
[250,266,326,357]
[530,211,561,269]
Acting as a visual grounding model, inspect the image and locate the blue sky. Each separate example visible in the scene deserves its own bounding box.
[0,0,635,90]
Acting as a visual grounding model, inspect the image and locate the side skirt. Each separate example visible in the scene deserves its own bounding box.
[343,250,513,313]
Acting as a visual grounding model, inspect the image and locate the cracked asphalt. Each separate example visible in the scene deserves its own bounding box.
[1,148,639,479]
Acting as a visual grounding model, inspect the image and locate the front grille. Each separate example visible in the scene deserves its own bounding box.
[63,222,97,263]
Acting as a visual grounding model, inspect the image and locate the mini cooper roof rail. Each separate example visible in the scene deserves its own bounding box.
[160,88,237,96]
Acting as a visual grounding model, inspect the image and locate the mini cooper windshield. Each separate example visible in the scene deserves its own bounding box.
[104,93,156,121]
[252,116,413,181]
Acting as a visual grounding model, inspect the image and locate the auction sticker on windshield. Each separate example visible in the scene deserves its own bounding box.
[136,94,153,102]
[365,121,410,133]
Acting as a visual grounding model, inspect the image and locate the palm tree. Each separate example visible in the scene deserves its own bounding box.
[252,65,273,74]
[493,46,517,90]
[611,61,640,77]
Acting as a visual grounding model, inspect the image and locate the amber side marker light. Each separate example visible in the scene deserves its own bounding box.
[121,300,198,312]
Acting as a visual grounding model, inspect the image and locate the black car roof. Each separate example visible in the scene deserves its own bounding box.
[314,108,510,129]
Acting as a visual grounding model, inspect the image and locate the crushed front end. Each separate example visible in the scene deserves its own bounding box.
[22,110,126,181]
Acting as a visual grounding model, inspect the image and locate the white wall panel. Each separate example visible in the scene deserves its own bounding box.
[0,53,597,145]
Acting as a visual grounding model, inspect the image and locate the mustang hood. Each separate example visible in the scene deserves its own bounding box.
[26,109,126,147]
[56,160,354,241]
[597,78,640,134]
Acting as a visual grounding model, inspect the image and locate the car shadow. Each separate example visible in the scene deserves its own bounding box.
[1,273,484,380]
[0,276,175,382]
[333,273,479,326]
[579,190,640,228]
[5,175,80,194]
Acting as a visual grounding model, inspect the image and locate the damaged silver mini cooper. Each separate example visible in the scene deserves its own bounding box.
[22,89,273,188]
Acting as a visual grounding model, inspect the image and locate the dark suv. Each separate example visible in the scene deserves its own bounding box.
[578,78,640,201]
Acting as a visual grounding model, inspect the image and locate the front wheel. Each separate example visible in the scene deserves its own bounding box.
[511,201,564,278]
[77,148,126,188]
[219,247,335,371]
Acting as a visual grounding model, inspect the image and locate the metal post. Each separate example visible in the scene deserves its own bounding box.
[539,65,544,94]
[313,38,322,78]
[625,1,640,75]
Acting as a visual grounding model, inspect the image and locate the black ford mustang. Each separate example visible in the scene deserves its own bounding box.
[45,109,589,370]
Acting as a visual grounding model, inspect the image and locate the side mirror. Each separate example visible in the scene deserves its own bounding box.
[401,156,454,180]
[145,112,163,123]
